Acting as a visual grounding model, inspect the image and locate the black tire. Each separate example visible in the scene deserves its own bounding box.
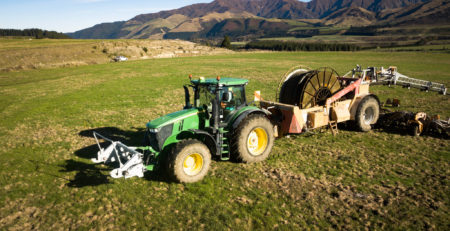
[168,139,211,183]
[232,114,274,163]
[409,124,421,136]
[355,96,380,132]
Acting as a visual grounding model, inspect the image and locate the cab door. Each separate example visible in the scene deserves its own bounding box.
[219,85,246,120]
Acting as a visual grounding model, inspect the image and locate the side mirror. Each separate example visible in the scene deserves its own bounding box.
[183,86,191,109]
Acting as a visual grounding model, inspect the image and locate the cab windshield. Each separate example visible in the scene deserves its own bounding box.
[195,85,216,108]
[194,84,246,111]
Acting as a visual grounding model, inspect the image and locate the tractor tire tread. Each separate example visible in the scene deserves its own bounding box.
[355,96,380,132]
[167,139,211,183]
[231,114,274,163]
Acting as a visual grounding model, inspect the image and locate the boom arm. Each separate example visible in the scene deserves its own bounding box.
[344,65,447,95]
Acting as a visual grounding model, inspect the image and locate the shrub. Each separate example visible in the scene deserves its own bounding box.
[220,36,232,49]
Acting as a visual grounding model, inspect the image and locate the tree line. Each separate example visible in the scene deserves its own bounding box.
[0,28,71,39]
[343,26,379,36]
[245,40,361,51]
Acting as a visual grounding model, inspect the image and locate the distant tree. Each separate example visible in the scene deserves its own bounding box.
[0,28,70,39]
[220,35,232,49]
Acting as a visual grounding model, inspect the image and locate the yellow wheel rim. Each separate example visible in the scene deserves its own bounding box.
[247,127,268,156]
[183,153,203,176]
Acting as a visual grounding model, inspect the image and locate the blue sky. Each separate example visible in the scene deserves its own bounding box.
[0,0,214,33]
[0,0,309,33]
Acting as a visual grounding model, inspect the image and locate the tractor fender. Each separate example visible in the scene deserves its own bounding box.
[187,129,218,156]
[350,94,380,120]
[163,130,217,156]
[230,109,269,131]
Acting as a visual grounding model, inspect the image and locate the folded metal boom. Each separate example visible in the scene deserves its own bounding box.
[344,65,447,95]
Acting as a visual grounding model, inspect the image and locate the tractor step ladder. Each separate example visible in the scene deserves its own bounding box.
[329,121,338,136]
[220,129,230,160]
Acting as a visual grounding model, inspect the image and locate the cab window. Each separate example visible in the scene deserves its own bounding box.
[196,85,216,108]
[220,85,245,110]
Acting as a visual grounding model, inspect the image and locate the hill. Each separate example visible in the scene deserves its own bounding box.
[307,0,426,17]
[67,0,442,40]
[377,0,450,26]
[322,6,376,26]
[67,21,126,39]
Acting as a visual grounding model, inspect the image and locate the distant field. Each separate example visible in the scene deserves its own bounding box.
[256,23,450,48]
[258,35,450,48]
[374,44,450,52]
[0,38,231,72]
[0,51,449,230]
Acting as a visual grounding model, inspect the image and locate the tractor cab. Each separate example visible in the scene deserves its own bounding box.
[186,77,248,122]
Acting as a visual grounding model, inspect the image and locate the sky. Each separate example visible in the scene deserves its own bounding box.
[0,0,214,33]
[0,0,310,33]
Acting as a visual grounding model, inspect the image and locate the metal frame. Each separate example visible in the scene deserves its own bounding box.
[344,65,447,95]
[93,132,146,178]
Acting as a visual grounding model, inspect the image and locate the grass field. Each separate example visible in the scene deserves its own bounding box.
[0,50,449,230]
[374,44,450,52]
[258,35,438,48]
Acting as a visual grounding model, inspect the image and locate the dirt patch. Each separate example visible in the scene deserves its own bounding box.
[252,165,447,230]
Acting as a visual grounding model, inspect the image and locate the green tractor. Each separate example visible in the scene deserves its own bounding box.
[93,76,274,183]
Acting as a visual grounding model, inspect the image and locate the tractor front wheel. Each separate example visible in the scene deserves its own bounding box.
[168,139,211,183]
[232,115,274,163]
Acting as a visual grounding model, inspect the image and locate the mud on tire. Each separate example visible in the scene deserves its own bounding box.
[355,96,380,132]
[168,139,211,183]
[231,114,274,163]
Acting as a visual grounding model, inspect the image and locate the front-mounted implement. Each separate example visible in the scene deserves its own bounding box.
[92,132,150,178]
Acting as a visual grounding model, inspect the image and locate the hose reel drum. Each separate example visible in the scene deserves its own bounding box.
[278,67,342,108]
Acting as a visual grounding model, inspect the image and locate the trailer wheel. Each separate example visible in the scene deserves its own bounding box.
[232,114,274,163]
[168,139,211,183]
[409,124,421,136]
[355,96,380,132]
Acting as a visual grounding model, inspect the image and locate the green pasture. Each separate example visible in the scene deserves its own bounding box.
[0,51,449,230]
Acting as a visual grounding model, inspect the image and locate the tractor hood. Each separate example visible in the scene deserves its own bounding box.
[146,108,199,129]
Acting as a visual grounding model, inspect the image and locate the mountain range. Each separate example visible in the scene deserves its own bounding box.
[67,0,449,40]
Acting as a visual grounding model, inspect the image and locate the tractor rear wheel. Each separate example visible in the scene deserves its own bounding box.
[232,115,274,163]
[168,139,211,183]
[355,96,380,132]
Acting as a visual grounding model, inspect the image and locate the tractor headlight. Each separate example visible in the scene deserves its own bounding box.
[149,128,160,133]
[146,124,173,152]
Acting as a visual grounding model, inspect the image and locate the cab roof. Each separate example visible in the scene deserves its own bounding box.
[191,77,248,86]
